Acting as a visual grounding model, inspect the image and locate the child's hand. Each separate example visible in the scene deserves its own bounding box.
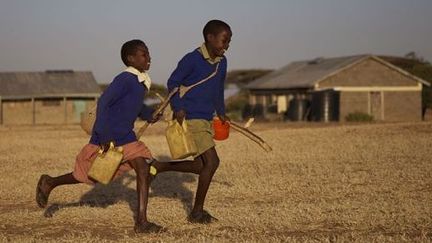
[175,110,186,125]
[100,142,112,153]
[148,112,163,124]
[218,114,230,124]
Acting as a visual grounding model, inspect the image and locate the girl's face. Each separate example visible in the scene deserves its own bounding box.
[128,45,151,72]
[207,29,232,58]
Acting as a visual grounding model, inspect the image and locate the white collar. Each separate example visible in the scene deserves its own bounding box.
[124,66,152,90]
[199,43,223,64]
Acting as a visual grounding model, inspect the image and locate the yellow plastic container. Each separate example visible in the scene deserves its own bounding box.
[165,120,198,159]
[88,142,124,184]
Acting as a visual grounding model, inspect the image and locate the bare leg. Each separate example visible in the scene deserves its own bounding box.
[152,157,203,175]
[145,148,220,224]
[129,157,163,233]
[188,147,220,223]
[36,173,80,208]
[192,147,219,213]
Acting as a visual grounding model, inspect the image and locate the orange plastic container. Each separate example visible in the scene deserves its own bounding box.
[213,117,230,140]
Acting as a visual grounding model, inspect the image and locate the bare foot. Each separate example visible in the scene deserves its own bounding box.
[134,222,165,233]
[188,210,218,224]
[36,174,52,208]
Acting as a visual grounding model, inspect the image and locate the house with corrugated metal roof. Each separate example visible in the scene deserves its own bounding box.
[246,55,430,122]
[0,70,100,125]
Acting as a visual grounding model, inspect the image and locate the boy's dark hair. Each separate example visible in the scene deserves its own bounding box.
[121,39,147,66]
[203,20,231,42]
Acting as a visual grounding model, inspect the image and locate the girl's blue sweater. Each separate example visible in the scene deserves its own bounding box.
[167,49,227,121]
[90,72,153,146]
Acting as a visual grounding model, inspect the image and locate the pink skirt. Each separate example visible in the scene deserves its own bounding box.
[72,141,152,185]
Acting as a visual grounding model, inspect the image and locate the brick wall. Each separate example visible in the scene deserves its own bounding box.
[319,58,423,121]
[339,92,368,121]
[384,91,422,121]
[338,91,422,121]
[3,101,33,124]
[319,58,418,87]
[2,99,96,125]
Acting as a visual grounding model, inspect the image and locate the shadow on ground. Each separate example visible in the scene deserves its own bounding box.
[43,155,196,223]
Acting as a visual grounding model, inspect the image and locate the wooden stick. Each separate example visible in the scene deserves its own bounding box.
[154,92,164,102]
[135,87,179,138]
[230,121,272,152]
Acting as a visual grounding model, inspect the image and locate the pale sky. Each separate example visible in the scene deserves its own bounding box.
[0,0,431,84]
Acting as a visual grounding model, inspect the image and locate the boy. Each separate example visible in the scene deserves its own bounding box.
[152,19,232,224]
[35,39,163,233]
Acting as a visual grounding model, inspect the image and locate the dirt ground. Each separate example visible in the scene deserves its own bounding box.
[0,121,431,242]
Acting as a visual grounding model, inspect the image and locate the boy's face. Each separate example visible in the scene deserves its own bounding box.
[207,29,232,57]
[128,45,151,72]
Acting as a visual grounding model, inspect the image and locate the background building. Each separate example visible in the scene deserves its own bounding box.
[0,70,100,125]
[246,55,430,122]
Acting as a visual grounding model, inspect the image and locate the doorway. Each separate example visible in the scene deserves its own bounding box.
[369,91,383,120]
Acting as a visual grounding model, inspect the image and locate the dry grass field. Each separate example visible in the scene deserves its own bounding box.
[0,121,431,242]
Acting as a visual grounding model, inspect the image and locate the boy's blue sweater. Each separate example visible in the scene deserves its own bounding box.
[90,72,154,146]
[167,48,227,121]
